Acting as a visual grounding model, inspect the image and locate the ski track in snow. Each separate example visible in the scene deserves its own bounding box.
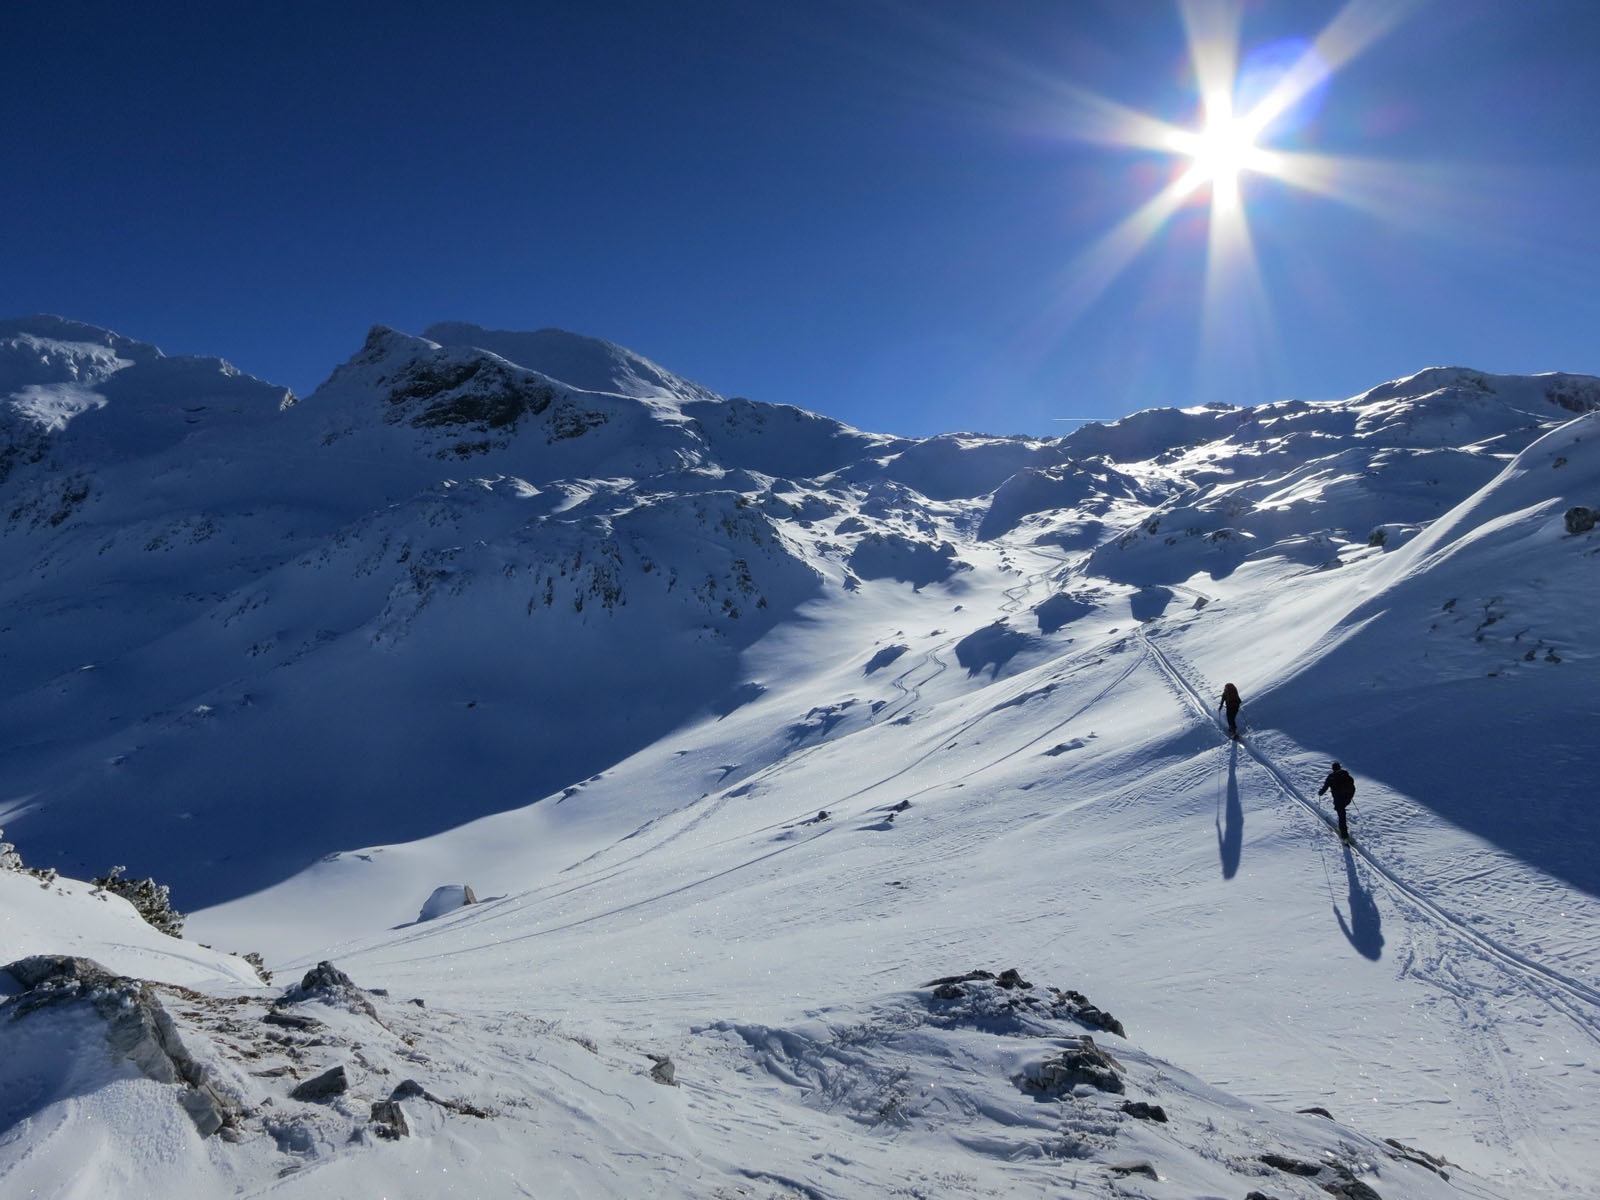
[342,550,1597,1194]
[557,556,1091,887]
[1142,625,1600,1024]
[1140,623,1600,1193]
[458,629,1143,974]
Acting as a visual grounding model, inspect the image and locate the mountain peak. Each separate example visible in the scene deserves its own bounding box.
[422,322,719,402]
[1,316,294,456]
[1353,364,1600,414]
[0,315,162,398]
[0,314,157,356]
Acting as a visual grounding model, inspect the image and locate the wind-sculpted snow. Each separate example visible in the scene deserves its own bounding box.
[977,458,1159,542]
[0,869,1499,1200]
[1077,381,1573,587]
[1353,364,1600,417]
[0,456,828,903]
[682,394,901,479]
[428,322,904,477]
[0,316,161,393]
[305,325,714,482]
[1058,400,1246,463]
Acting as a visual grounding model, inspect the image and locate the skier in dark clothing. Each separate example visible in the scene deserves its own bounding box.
[1218,683,1242,739]
[1318,762,1356,841]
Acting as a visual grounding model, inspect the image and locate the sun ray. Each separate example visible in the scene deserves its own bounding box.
[1262,150,1587,264]
[1038,82,1195,154]
[1179,0,1242,110]
[1020,172,1205,354]
[1199,169,1281,404]
[1244,0,1428,135]
[1006,0,1444,398]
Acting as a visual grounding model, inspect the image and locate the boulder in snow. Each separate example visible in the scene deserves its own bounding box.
[290,1064,349,1103]
[419,884,478,921]
[279,959,377,1018]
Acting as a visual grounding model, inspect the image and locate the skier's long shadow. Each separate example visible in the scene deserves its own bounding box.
[1334,845,1384,960]
[1217,743,1243,879]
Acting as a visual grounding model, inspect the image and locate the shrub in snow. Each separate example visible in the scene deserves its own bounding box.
[0,828,20,871]
[91,864,186,937]
[0,828,58,886]
[1564,506,1596,535]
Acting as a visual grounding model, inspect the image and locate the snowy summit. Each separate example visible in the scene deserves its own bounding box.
[2,314,1598,1198]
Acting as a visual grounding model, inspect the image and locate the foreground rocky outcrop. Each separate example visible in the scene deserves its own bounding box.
[698,967,1477,1198]
[0,955,494,1155]
[0,951,1496,1196]
[2,955,243,1137]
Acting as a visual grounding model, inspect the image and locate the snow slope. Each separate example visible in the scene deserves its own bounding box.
[3,319,1599,1197]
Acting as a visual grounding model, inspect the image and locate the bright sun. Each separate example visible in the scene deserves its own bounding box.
[1169,91,1270,209]
[1032,0,1425,343]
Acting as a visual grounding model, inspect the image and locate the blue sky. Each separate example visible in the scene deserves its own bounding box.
[4,1,1597,438]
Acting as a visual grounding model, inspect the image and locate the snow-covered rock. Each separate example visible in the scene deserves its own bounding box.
[417,884,477,921]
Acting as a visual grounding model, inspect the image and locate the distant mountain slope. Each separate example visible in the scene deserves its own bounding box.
[5,318,1600,1199]
[1,316,1595,914]
[1,315,294,486]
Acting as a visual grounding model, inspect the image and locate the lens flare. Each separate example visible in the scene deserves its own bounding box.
[1022,0,1435,398]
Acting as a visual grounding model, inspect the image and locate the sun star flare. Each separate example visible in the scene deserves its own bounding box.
[1026,0,1427,398]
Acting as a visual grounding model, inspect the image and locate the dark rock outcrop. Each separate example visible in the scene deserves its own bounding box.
[1106,1159,1157,1179]
[1021,1036,1125,1096]
[1260,1153,1322,1176]
[1258,1152,1385,1200]
[1321,1171,1383,1199]
[1382,1138,1452,1179]
[279,960,378,1019]
[262,1009,323,1032]
[370,1098,409,1139]
[923,967,1125,1037]
[647,1052,676,1085]
[390,1078,491,1118]
[1119,1099,1168,1122]
[289,1065,348,1102]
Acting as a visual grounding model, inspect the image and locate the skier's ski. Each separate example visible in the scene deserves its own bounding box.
[1310,806,1352,843]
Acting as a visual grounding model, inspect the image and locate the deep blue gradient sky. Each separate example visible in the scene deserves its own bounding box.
[5,1,1598,437]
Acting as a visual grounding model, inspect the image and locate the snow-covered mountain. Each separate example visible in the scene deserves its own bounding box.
[3,315,1598,1198]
